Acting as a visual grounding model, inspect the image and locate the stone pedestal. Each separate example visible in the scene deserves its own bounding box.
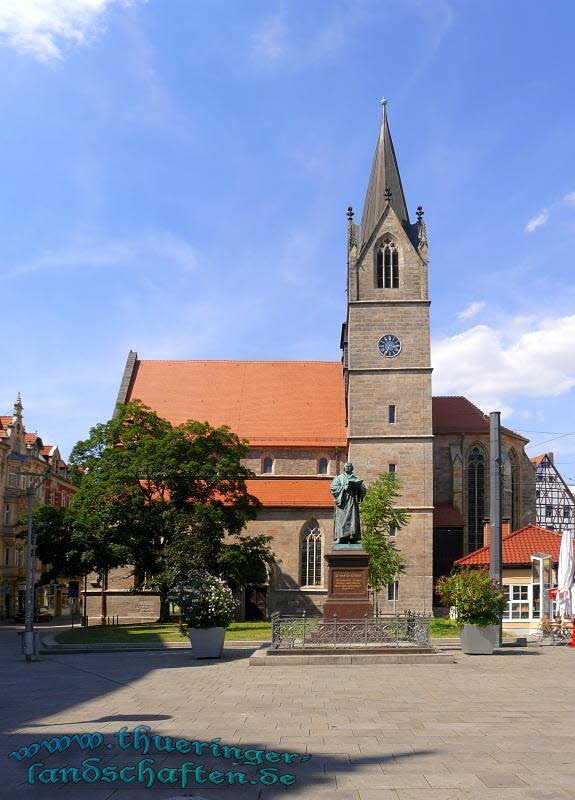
[323,547,373,620]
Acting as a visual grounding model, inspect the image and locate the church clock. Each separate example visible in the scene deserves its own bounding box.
[378,334,401,358]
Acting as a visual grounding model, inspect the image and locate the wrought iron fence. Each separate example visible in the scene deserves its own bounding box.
[271,611,430,649]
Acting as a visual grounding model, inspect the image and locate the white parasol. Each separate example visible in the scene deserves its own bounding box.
[556,529,574,619]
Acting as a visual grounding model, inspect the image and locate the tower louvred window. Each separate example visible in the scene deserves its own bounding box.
[376,241,399,288]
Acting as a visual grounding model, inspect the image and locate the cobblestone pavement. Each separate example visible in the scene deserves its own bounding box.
[1,625,574,800]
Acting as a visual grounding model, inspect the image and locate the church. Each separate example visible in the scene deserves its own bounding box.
[110,104,535,620]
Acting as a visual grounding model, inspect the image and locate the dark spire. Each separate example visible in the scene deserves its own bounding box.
[359,99,409,251]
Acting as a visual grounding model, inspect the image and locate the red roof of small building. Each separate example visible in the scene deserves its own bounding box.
[434,502,464,527]
[246,478,333,507]
[127,360,348,447]
[454,525,571,567]
[530,454,547,465]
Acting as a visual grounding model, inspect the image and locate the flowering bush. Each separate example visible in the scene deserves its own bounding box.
[168,570,237,631]
[436,569,507,627]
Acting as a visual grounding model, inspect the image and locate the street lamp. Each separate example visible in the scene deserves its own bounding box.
[20,467,51,662]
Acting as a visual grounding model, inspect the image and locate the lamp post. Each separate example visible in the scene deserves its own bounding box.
[21,467,51,662]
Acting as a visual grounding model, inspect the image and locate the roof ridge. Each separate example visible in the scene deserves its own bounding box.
[138,359,342,365]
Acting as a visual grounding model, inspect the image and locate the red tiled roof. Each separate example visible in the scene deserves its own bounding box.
[434,502,464,527]
[41,445,55,456]
[454,525,570,567]
[0,416,12,430]
[530,454,547,465]
[246,479,333,507]
[127,360,348,447]
[432,396,526,441]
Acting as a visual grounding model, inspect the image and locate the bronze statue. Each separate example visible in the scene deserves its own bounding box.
[331,462,366,544]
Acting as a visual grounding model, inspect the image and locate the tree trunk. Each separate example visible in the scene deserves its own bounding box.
[157,591,171,623]
[100,570,108,625]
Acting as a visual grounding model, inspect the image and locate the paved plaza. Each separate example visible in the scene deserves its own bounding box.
[1,625,574,800]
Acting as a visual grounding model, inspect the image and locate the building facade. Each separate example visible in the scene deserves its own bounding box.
[107,106,536,622]
[0,396,77,619]
[531,453,575,535]
[456,523,572,635]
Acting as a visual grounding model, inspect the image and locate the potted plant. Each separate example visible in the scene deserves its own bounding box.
[436,569,507,655]
[168,570,237,658]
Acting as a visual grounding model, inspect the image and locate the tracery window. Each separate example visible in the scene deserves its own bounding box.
[509,450,519,532]
[300,521,322,587]
[467,446,486,552]
[376,240,399,288]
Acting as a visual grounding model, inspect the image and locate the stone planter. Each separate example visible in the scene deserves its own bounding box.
[187,626,226,658]
[460,624,499,655]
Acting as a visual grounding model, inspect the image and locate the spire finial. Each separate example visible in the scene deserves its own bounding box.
[384,187,392,204]
[381,97,388,109]
[416,205,424,222]
[347,206,356,249]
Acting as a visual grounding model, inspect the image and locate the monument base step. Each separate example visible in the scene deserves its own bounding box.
[249,645,454,666]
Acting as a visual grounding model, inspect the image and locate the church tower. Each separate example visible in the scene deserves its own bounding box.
[342,100,433,612]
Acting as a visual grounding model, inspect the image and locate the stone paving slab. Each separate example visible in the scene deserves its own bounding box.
[0,626,574,799]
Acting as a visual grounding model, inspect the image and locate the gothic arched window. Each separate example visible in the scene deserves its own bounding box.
[509,449,519,533]
[467,446,486,552]
[318,458,328,475]
[300,521,322,587]
[376,240,399,289]
[262,457,274,474]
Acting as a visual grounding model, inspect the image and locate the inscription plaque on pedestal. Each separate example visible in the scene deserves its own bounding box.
[323,551,373,620]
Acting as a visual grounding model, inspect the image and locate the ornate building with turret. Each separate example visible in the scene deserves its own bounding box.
[107,105,536,623]
[0,395,76,619]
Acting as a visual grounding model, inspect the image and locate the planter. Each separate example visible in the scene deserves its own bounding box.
[460,623,499,655]
[188,626,226,658]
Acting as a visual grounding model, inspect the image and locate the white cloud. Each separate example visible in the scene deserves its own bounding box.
[524,209,549,233]
[456,300,485,321]
[0,230,199,281]
[432,314,575,415]
[0,0,143,62]
[250,13,287,65]
[524,189,575,233]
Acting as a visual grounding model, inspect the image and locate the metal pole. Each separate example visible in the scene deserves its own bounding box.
[489,411,503,648]
[23,486,35,661]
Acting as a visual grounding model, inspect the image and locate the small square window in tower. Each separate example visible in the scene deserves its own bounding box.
[388,405,396,424]
[387,581,398,600]
[318,458,328,475]
[388,463,396,473]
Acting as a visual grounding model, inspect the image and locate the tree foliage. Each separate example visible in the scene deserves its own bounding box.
[436,569,507,626]
[37,401,273,619]
[360,473,409,597]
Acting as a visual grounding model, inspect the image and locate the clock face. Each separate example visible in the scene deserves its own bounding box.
[378,334,402,358]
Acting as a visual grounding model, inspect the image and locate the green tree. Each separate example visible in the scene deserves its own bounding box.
[360,473,409,613]
[66,401,265,620]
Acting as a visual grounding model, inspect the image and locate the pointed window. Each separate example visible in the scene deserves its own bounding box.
[508,449,519,532]
[300,521,322,587]
[467,446,486,552]
[376,241,399,289]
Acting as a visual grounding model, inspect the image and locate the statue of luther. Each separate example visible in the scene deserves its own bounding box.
[330,462,366,544]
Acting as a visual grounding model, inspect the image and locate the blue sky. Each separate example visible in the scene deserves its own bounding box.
[1,0,574,480]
